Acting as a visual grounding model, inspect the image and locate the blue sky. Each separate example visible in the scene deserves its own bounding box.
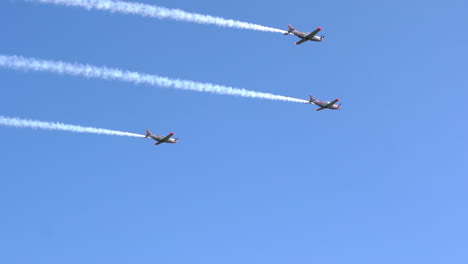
[0,0,467,263]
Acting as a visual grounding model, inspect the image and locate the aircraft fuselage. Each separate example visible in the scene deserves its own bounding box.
[149,135,178,144]
[311,100,341,110]
[291,31,323,42]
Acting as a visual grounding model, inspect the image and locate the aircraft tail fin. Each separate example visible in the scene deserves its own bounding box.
[145,129,152,138]
[308,94,316,103]
[284,24,295,35]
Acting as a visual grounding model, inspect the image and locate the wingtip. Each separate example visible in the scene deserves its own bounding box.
[317,27,322,30]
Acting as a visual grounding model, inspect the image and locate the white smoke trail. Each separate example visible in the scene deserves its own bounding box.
[0,54,309,104]
[27,0,287,34]
[0,115,145,138]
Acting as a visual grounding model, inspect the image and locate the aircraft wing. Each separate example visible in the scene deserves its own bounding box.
[295,38,309,45]
[315,107,326,111]
[160,133,174,142]
[324,99,339,108]
[306,27,322,39]
[154,141,164,145]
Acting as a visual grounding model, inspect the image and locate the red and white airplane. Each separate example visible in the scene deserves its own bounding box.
[284,24,325,45]
[307,95,341,111]
[145,129,179,145]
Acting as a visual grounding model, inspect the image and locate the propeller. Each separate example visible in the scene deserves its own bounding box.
[320,35,325,40]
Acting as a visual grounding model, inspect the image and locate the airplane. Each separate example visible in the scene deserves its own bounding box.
[284,24,325,45]
[144,129,179,145]
[307,95,341,111]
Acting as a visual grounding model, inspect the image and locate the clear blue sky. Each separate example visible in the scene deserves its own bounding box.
[0,0,467,263]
